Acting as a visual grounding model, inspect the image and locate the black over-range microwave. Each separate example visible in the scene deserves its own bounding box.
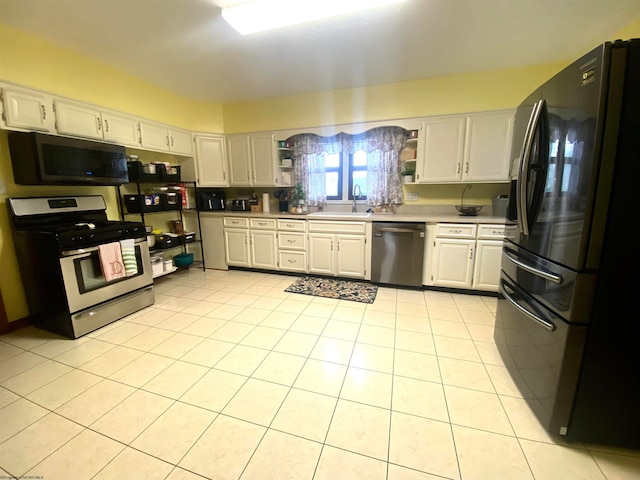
[8,131,129,186]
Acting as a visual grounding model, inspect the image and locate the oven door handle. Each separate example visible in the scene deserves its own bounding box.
[60,237,147,257]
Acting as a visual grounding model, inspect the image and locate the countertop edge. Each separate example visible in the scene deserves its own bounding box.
[198,211,511,224]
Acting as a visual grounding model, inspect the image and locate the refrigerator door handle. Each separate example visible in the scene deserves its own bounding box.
[504,249,563,284]
[517,99,545,237]
[500,278,556,331]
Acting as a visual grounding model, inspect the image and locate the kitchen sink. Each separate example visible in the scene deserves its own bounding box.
[308,212,372,218]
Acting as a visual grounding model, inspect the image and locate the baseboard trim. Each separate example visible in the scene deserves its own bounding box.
[1,316,32,335]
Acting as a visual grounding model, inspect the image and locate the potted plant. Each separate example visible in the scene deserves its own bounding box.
[290,183,306,209]
[401,164,416,183]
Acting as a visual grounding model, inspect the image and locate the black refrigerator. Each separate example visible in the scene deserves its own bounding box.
[494,38,640,449]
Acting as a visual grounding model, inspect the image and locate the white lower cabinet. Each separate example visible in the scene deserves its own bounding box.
[224,217,278,270]
[307,221,367,279]
[224,227,250,267]
[472,239,503,291]
[249,218,277,270]
[200,215,227,270]
[433,237,476,288]
[277,219,307,273]
[431,223,506,292]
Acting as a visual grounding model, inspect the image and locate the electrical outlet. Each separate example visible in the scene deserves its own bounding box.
[406,192,418,201]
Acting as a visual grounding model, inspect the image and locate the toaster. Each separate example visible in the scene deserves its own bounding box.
[229,199,251,211]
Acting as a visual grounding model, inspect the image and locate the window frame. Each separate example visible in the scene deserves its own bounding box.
[347,151,367,201]
[324,152,343,201]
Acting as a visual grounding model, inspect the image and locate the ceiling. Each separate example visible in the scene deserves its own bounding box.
[0,0,639,104]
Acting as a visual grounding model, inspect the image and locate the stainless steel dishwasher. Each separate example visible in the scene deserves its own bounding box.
[371,222,425,287]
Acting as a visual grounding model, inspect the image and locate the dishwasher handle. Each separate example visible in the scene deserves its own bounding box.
[375,227,422,233]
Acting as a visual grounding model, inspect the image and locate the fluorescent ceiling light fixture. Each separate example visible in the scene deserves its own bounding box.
[221,0,408,35]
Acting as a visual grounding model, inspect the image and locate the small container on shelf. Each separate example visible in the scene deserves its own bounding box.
[174,252,194,267]
[127,160,161,182]
[156,233,178,249]
[163,259,173,271]
[162,192,182,210]
[157,164,181,182]
[180,232,196,244]
[124,194,162,213]
[151,255,164,276]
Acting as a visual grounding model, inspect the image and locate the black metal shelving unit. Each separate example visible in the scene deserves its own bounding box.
[116,164,205,276]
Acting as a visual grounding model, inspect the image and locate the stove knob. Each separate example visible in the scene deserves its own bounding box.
[74,235,83,243]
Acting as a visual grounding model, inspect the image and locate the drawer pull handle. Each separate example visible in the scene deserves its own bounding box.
[287,239,295,243]
[288,259,296,264]
[286,223,295,227]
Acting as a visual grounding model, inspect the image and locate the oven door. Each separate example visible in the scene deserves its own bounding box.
[59,237,153,314]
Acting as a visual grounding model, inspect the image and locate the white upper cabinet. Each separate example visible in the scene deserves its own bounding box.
[54,99,104,140]
[54,99,140,147]
[227,133,279,187]
[100,109,140,146]
[416,110,514,184]
[250,133,278,186]
[227,134,252,186]
[463,111,514,182]
[139,120,193,156]
[0,84,56,132]
[416,116,466,183]
[194,133,229,187]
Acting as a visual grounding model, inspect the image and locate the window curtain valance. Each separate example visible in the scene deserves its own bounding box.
[288,127,408,206]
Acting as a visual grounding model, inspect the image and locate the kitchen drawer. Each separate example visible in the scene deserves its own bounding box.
[224,217,249,228]
[435,223,477,238]
[278,251,307,273]
[308,220,366,234]
[278,232,306,250]
[277,219,307,232]
[250,218,277,230]
[477,224,508,240]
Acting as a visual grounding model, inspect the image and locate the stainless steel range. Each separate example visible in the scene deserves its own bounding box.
[8,195,154,338]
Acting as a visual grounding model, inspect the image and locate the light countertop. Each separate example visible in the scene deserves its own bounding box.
[198,210,511,224]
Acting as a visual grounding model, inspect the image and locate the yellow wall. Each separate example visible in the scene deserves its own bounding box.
[0,24,224,323]
[222,63,565,134]
[1,20,639,323]
[0,24,224,132]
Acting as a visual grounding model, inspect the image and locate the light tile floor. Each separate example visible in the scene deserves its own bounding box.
[1,269,639,480]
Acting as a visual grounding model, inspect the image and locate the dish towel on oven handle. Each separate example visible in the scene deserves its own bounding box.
[98,242,126,282]
[120,239,138,276]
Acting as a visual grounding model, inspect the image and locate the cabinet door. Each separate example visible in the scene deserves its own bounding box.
[227,135,252,186]
[139,120,170,152]
[101,110,140,147]
[250,230,278,270]
[432,238,475,288]
[1,85,55,132]
[200,216,227,270]
[308,234,335,276]
[336,234,366,278]
[463,111,514,182]
[168,128,193,156]
[250,133,278,186]
[416,116,466,183]
[194,134,228,187]
[472,239,503,291]
[224,229,250,267]
[54,99,102,140]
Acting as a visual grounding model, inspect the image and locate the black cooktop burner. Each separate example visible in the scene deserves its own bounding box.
[8,195,147,249]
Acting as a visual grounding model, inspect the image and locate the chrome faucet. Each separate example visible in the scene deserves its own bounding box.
[352,184,362,212]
